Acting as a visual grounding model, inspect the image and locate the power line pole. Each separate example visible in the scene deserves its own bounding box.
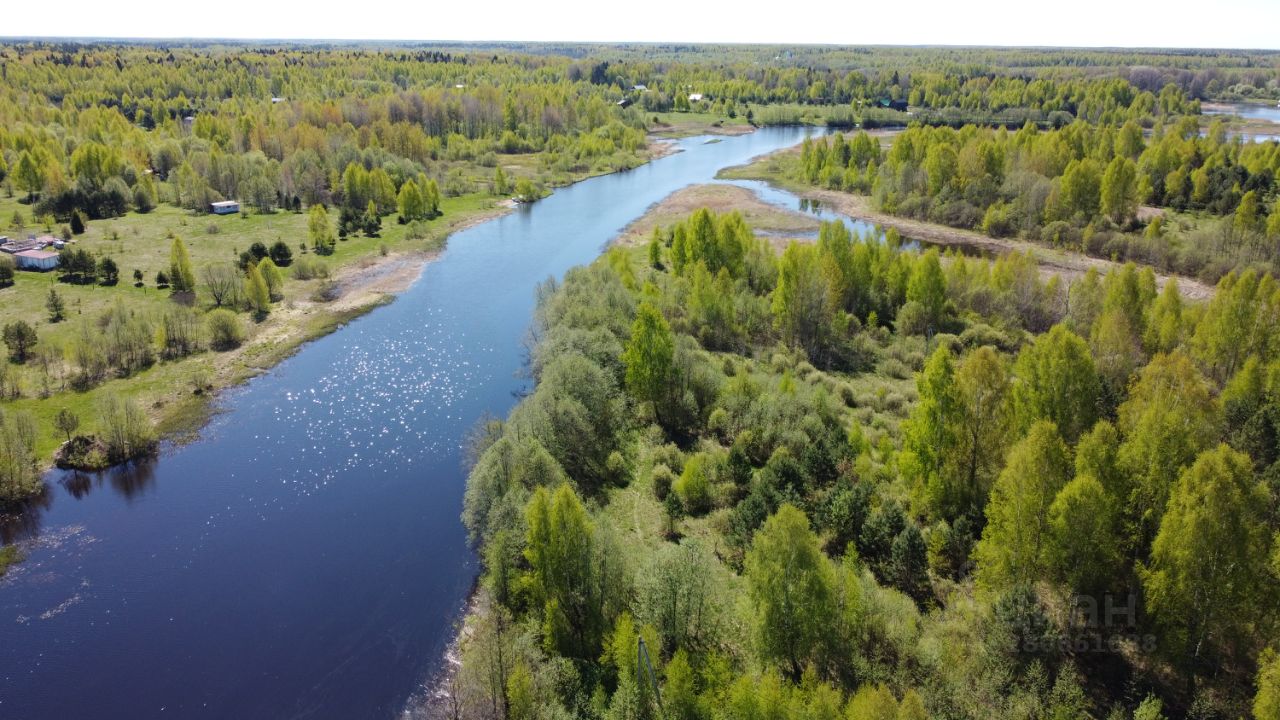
[638,636,664,718]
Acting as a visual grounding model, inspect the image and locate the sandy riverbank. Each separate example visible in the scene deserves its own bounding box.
[614,182,820,248]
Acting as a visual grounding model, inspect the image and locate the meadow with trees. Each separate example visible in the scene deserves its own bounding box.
[6,40,1256,502]
[0,41,674,501]
[449,205,1280,719]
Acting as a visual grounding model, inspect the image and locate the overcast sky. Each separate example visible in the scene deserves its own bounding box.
[4,0,1279,50]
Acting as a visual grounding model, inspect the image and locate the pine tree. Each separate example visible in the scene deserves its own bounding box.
[46,288,65,322]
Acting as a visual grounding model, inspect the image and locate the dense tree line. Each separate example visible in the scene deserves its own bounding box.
[451,209,1280,720]
[0,43,655,230]
[797,119,1280,280]
[0,41,1250,237]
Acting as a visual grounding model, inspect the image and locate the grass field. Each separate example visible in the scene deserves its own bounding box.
[645,111,755,138]
[0,190,504,467]
[0,138,678,480]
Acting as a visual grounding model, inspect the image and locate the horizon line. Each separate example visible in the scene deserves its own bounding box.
[1,36,1278,53]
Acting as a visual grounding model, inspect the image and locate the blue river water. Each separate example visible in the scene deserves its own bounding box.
[0,127,824,720]
[1202,102,1280,142]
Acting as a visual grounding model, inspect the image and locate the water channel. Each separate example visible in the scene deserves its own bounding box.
[0,127,833,720]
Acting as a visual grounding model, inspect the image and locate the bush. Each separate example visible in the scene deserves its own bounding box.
[291,256,330,280]
[895,301,930,336]
[674,453,712,514]
[958,323,1018,353]
[651,463,676,501]
[268,240,293,267]
[206,308,246,350]
[1040,220,1079,247]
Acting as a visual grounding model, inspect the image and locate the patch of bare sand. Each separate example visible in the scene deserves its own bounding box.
[615,183,820,247]
[647,138,682,160]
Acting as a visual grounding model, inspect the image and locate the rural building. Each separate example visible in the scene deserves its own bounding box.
[688,93,704,102]
[877,98,909,112]
[616,97,633,108]
[211,200,241,215]
[1,235,53,254]
[633,84,648,92]
[14,249,60,271]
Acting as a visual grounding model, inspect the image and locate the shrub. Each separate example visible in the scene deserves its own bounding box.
[268,240,293,267]
[674,453,712,514]
[291,256,330,280]
[651,463,676,501]
[206,308,246,350]
[895,301,930,336]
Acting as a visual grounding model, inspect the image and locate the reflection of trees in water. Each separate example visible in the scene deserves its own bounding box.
[0,458,159,545]
[0,485,52,544]
[108,459,157,501]
[62,471,95,499]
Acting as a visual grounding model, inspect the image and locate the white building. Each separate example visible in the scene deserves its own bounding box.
[14,249,60,271]
[211,200,240,215]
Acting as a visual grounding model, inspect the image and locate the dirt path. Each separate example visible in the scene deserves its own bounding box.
[800,190,1215,300]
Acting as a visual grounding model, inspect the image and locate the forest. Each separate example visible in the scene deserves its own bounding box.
[450,205,1280,719]
[0,38,1278,717]
[789,117,1280,282]
[0,41,670,502]
[0,39,1244,502]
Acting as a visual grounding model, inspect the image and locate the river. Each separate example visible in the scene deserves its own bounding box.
[1203,101,1280,124]
[1202,101,1280,142]
[0,127,822,720]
